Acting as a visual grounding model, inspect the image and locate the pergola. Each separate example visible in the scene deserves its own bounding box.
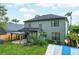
[10,32,25,40]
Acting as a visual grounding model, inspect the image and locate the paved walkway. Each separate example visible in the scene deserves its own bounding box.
[45,44,79,55]
[12,39,27,44]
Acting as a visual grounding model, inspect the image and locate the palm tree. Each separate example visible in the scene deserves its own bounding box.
[65,12,72,33]
[65,12,72,26]
[12,19,19,24]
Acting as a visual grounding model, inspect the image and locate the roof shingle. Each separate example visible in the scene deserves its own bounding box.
[24,14,67,22]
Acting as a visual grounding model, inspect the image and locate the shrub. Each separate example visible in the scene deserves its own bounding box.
[46,39,54,44]
[38,39,48,46]
[26,32,48,46]
[39,35,48,46]
[66,33,78,41]
[27,33,37,45]
[66,33,79,47]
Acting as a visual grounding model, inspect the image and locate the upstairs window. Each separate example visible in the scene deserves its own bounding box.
[39,24,42,31]
[51,20,54,27]
[28,23,31,28]
[39,24,42,29]
[54,20,59,27]
[51,20,59,27]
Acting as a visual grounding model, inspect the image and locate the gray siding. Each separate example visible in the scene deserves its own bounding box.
[24,19,68,41]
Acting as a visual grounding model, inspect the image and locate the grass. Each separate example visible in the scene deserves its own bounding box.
[0,43,47,55]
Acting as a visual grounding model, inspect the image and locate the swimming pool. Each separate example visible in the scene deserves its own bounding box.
[45,44,79,55]
[62,46,71,55]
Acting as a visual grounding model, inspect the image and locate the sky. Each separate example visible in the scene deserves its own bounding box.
[1,0,79,25]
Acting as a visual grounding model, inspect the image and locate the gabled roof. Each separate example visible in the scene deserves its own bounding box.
[6,23,24,32]
[24,14,67,22]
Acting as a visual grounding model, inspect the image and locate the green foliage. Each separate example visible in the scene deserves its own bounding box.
[27,32,48,46]
[28,33,38,45]
[65,12,72,17]
[69,25,79,33]
[40,32,47,37]
[12,19,19,24]
[66,33,78,40]
[0,5,7,16]
[0,43,47,55]
[0,4,9,29]
[46,39,54,44]
[4,17,9,23]
[66,33,79,43]
[38,38,48,46]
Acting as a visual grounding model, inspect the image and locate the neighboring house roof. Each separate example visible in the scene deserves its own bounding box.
[24,14,67,22]
[6,23,24,32]
[0,28,6,35]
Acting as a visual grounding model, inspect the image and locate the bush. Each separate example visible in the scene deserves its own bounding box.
[27,33,37,45]
[66,33,79,47]
[46,39,54,44]
[38,39,48,46]
[66,33,79,41]
[38,35,48,46]
[27,32,48,46]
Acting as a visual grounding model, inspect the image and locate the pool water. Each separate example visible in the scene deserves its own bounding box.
[62,46,71,55]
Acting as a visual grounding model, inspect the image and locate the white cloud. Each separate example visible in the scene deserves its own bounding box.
[36,3,79,8]
[6,3,25,8]
[0,0,79,4]
[6,4,13,7]
[19,8,35,14]
[19,14,34,24]
[1,0,79,8]
[72,11,79,17]
[22,14,34,19]
[37,3,54,7]
[0,0,41,3]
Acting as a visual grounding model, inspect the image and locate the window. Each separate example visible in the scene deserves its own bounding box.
[54,20,59,27]
[52,32,60,40]
[51,20,59,27]
[51,20,54,27]
[28,23,31,28]
[39,24,42,28]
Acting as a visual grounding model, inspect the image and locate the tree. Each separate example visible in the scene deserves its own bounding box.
[65,12,72,32]
[4,17,9,22]
[65,11,72,26]
[0,4,7,17]
[70,25,79,33]
[12,19,19,24]
[0,4,9,29]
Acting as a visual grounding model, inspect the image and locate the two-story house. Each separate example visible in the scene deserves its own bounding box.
[19,14,68,43]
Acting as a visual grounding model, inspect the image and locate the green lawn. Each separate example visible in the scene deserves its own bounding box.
[0,43,47,55]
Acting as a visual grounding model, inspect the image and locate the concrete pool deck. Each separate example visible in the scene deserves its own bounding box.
[45,44,79,55]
